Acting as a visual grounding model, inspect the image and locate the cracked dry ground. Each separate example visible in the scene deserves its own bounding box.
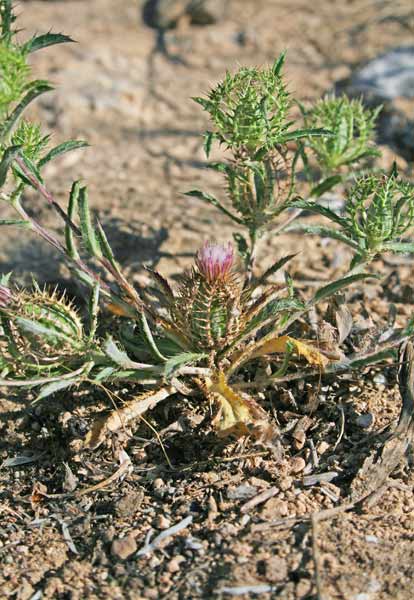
[1,1,414,599]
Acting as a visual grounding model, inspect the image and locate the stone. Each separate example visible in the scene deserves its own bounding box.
[266,556,288,583]
[349,46,414,100]
[111,534,137,560]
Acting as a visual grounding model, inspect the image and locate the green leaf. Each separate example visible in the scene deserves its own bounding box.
[382,242,414,254]
[310,175,343,198]
[256,253,297,286]
[0,218,30,227]
[104,337,154,370]
[0,145,21,186]
[12,152,43,187]
[78,186,102,257]
[272,51,286,77]
[185,190,243,224]
[38,140,88,168]
[312,273,376,304]
[66,181,81,259]
[35,378,78,402]
[23,32,75,54]
[0,81,53,139]
[233,232,249,263]
[290,199,348,228]
[203,131,215,158]
[15,316,75,344]
[95,220,117,265]
[139,311,167,363]
[164,352,207,379]
[284,224,359,249]
[279,127,333,143]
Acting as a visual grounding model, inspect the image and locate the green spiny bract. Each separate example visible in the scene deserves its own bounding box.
[0,286,87,377]
[224,154,293,230]
[11,120,50,162]
[290,171,414,267]
[143,242,304,366]
[0,42,30,118]
[302,95,382,175]
[194,59,291,158]
[345,173,414,260]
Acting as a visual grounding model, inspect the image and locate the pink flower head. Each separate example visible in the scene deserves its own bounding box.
[0,284,12,308]
[195,242,234,282]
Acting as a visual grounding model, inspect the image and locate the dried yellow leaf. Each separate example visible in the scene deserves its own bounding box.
[252,335,329,368]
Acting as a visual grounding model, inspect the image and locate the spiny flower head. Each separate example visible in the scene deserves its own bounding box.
[195,241,234,283]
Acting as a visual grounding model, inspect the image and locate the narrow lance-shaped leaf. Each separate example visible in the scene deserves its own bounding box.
[0,81,54,139]
[256,253,297,287]
[381,242,414,254]
[278,127,333,143]
[35,378,79,402]
[139,312,167,363]
[104,337,155,370]
[78,186,102,257]
[284,223,359,250]
[0,145,21,186]
[23,32,75,54]
[185,190,243,224]
[38,140,88,168]
[311,273,376,305]
[88,283,100,340]
[164,352,207,379]
[272,51,286,77]
[66,181,81,259]
[310,175,343,198]
[290,198,349,228]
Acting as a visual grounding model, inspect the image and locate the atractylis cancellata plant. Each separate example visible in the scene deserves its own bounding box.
[0,3,413,456]
[186,54,333,272]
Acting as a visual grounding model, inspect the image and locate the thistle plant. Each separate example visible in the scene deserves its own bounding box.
[301,96,381,176]
[0,4,414,458]
[186,54,332,272]
[290,170,414,267]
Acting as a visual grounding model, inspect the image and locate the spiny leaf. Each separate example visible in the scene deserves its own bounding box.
[104,337,154,370]
[256,253,297,286]
[78,186,101,257]
[285,224,359,249]
[251,335,329,367]
[0,81,53,139]
[0,144,21,186]
[310,175,343,198]
[66,181,81,259]
[185,190,243,224]
[23,32,75,54]
[163,352,207,379]
[312,273,376,304]
[0,218,30,227]
[279,127,333,143]
[38,140,88,168]
[35,378,78,402]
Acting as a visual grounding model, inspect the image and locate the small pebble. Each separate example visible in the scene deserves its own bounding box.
[155,515,171,530]
[356,413,374,428]
[290,457,306,474]
[167,555,185,573]
[111,534,137,560]
[279,476,293,491]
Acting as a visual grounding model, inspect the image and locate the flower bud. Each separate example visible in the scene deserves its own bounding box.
[0,284,12,308]
[195,242,234,283]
